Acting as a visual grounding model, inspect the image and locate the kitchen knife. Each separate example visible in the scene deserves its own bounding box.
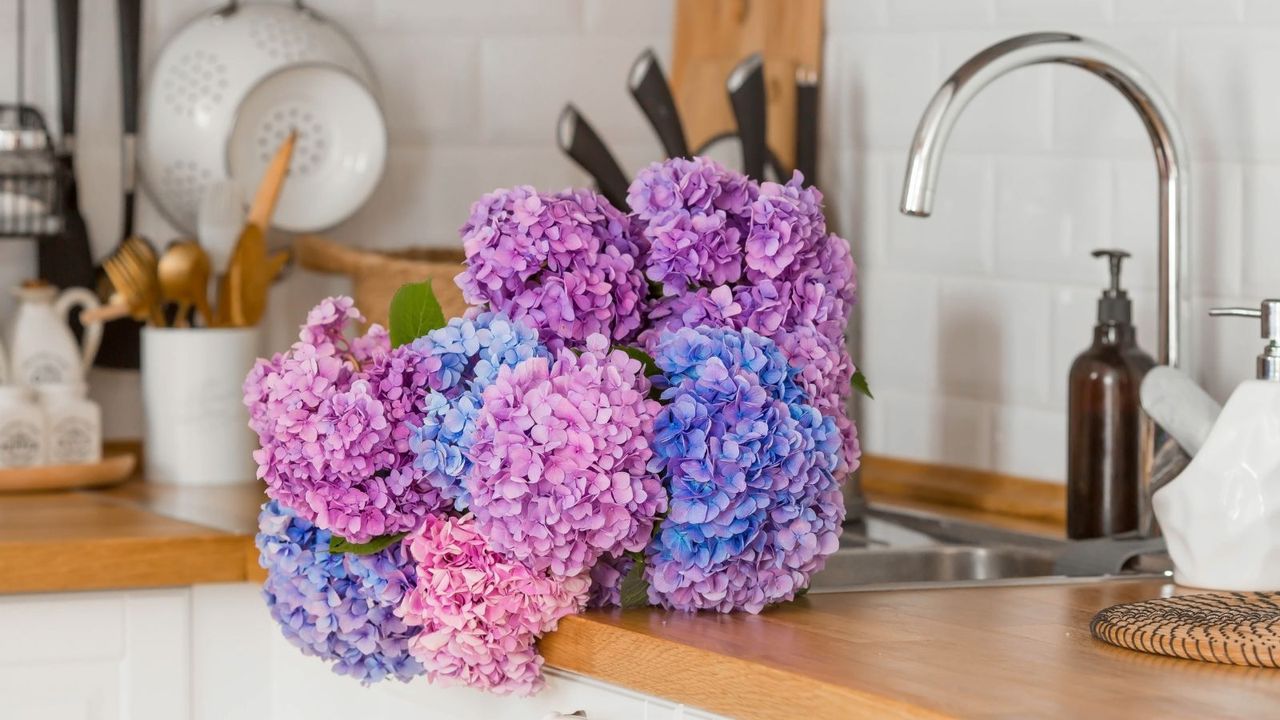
[628,49,689,159]
[795,66,819,185]
[726,53,767,180]
[39,0,96,302]
[557,104,630,210]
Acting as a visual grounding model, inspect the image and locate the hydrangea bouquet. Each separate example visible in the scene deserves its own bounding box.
[246,156,867,696]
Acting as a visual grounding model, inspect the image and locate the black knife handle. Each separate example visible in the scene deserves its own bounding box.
[557,104,630,211]
[117,0,142,135]
[727,53,767,180]
[56,0,79,141]
[629,49,689,159]
[795,67,819,185]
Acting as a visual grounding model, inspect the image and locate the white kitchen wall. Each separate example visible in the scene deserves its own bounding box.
[1,0,1269,484]
[823,0,1269,483]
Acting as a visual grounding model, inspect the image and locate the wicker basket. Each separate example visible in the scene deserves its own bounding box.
[293,234,469,328]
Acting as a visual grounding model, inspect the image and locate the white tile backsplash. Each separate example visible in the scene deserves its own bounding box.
[3,0,1271,477]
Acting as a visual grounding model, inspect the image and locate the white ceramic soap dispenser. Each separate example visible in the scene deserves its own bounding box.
[1153,299,1280,591]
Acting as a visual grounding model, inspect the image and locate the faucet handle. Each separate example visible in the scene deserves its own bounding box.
[1210,300,1280,380]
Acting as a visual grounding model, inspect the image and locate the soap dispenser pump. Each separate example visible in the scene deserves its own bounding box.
[1153,300,1280,590]
[1067,249,1156,539]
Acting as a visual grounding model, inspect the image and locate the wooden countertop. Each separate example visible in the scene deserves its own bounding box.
[3,469,1277,719]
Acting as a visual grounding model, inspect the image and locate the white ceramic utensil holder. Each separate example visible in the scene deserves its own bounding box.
[142,326,261,486]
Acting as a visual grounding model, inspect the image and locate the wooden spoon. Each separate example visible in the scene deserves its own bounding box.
[157,239,213,328]
[224,130,296,327]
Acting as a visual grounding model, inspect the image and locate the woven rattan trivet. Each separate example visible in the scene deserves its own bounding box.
[1091,592,1280,667]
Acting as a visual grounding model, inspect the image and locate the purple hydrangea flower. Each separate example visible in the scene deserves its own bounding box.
[244,297,445,543]
[628,157,755,293]
[408,312,548,509]
[455,186,647,351]
[643,326,845,613]
[466,334,667,578]
[256,501,422,684]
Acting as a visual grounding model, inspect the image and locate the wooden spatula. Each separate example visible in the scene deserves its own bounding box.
[223,131,296,327]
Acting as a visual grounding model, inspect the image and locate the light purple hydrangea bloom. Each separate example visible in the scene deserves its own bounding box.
[408,312,548,510]
[643,326,845,613]
[454,186,647,351]
[257,501,423,684]
[466,334,667,578]
[243,297,445,543]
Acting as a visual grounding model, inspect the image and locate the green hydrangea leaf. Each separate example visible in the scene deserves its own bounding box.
[329,531,408,556]
[618,556,651,609]
[851,369,874,400]
[389,280,446,348]
[617,345,661,379]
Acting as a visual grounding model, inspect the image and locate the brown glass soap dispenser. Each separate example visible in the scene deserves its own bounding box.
[1067,249,1155,539]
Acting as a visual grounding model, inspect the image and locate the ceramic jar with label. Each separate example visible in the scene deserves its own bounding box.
[0,386,44,468]
[8,281,104,386]
[37,383,101,465]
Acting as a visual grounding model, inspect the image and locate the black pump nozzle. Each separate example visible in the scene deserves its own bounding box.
[1091,249,1132,325]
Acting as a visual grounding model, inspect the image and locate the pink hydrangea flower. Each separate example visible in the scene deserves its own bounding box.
[243,297,445,543]
[396,515,589,695]
[466,334,667,577]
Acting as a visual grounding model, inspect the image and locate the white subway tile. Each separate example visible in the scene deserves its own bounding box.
[937,278,1053,406]
[355,35,480,144]
[993,0,1111,24]
[885,154,995,275]
[1244,0,1280,22]
[860,271,941,393]
[873,391,993,469]
[373,0,584,33]
[886,0,995,27]
[1242,163,1280,297]
[993,155,1113,285]
[1113,0,1242,23]
[478,36,668,144]
[824,33,942,150]
[1176,29,1280,161]
[1050,28,1178,159]
[1110,157,1162,292]
[937,32,1053,155]
[583,0,675,35]
[992,405,1067,482]
[827,0,890,29]
[1188,162,1243,298]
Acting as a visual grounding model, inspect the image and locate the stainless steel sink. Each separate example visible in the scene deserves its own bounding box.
[809,546,1057,592]
[808,503,1171,593]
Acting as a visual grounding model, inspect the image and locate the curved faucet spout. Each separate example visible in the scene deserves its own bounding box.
[899,32,1188,368]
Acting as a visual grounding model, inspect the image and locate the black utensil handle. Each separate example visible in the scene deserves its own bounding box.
[557,104,630,211]
[727,53,767,180]
[55,0,79,141]
[629,49,689,159]
[117,0,142,135]
[795,68,818,185]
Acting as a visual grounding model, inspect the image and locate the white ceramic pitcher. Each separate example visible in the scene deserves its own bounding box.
[9,281,104,386]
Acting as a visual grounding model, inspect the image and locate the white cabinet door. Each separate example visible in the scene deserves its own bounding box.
[0,589,191,720]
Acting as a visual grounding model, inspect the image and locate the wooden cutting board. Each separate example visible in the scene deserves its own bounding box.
[671,0,823,172]
[1092,591,1280,668]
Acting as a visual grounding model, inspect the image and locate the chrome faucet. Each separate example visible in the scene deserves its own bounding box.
[900,32,1188,368]
[898,32,1190,536]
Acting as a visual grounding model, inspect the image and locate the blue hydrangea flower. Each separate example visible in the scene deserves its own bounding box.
[644,326,844,614]
[407,312,547,509]
[256,501,423,684]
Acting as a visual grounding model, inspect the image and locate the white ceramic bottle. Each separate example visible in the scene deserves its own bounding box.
[1154,300,1280,591]
[0,386,45,468]
[8,280,103,386]
[37,383,101,465]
